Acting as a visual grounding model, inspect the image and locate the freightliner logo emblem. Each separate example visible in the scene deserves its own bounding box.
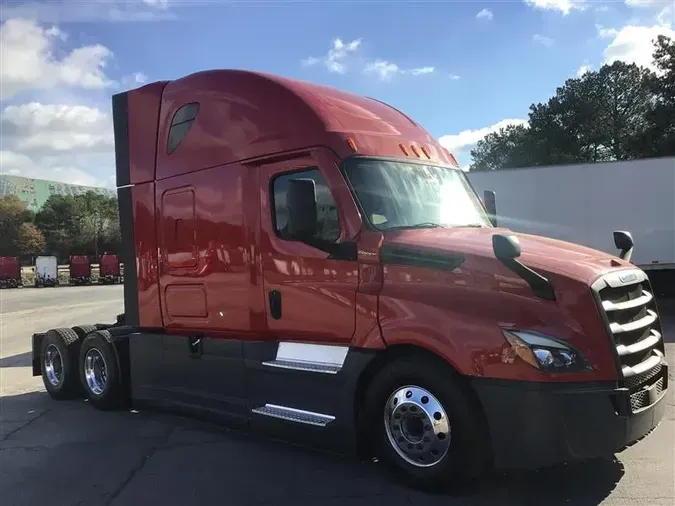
[618,272,638,284]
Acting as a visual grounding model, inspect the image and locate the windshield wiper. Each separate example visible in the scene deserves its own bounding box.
[453,223,485,228]
[384,222,445,231]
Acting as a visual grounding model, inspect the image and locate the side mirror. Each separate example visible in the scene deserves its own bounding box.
[492,233,556,301]
[492,233,521,261]
[613,230,634,262]
[483,190,497,227]
[286,178,318,240]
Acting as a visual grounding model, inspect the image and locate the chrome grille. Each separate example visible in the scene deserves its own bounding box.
[591,269,667,412]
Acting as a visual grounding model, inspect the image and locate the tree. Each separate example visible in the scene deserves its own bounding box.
[469,124,535,171]
[34,192,121,260]
[469,37,669,170]
[0,195,34,256]
[640,35,675,156]
[16,222,46,256]
[35,195,81,259]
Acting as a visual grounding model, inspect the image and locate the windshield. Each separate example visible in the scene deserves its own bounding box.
[343,158,491,230]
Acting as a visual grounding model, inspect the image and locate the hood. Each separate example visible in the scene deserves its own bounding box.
[382,226,630,285]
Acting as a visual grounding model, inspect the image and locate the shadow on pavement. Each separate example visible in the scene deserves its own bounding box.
[0,390,626,506]
[0,351,32,368]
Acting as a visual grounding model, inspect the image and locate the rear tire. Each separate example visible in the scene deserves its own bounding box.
[364,355,491,492]
[72,325,98,341]
[40,328,82,400]
[79,331,128,410]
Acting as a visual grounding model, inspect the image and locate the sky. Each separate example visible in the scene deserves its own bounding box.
[0,0,673,188]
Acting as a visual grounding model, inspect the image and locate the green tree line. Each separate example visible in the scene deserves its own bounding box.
[0,191,120,262]
[470,35,675,171]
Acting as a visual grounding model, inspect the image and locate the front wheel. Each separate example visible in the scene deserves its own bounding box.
[364,355,491,492]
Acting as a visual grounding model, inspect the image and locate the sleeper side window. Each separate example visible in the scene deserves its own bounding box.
[167,103,199,154]
[272,169,340,244]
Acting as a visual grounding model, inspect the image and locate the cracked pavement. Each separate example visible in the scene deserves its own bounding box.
[1,285,673,505]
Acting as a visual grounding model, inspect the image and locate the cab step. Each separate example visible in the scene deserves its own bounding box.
[251,404,335,427]
[261,359,341,374]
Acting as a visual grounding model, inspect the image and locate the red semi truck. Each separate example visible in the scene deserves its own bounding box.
[31,70,668,490]
[0,256,22,288]
[69,255,92,285]
[98,252,121,284]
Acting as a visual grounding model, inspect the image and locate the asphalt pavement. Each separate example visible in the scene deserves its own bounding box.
[1,285,673,506]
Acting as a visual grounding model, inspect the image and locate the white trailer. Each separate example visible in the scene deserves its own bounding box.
[35,256,58,288]
[467,157,675,274]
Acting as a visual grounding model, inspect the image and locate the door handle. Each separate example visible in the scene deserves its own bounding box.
[269,290,282,320]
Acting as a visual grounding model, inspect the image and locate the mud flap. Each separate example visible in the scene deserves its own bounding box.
[32,332,46,376]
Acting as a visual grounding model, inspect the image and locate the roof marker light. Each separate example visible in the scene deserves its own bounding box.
[410,145,420,158]
[347,138,358,153]
[448,152,459,167]
[420,146,431,159]
[399,143,409,156]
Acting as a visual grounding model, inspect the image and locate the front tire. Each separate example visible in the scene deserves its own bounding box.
[364,355,491,492]
[79,331,128,410]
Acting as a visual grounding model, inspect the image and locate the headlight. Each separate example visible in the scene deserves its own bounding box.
[502,329,591,372]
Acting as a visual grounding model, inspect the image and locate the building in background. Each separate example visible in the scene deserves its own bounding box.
[0,175,116,212]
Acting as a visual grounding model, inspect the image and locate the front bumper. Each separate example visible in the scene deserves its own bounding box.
[472,367,668,471]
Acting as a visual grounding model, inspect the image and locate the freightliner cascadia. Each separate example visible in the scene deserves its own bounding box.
[31,70,668,491]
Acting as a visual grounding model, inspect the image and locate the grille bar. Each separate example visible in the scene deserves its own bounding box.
[591,268,667,406]
[609,310,657,334]
[622,352,663,378]
[616,330,661,357]
[602,291,653,311]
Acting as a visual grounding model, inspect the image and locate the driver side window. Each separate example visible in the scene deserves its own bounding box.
[272,168,340,243]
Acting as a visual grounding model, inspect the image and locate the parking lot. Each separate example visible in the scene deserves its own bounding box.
[1,285,673,506]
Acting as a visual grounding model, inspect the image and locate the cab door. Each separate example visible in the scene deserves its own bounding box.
[258,150,361,344]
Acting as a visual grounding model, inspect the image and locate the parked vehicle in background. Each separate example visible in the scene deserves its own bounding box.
[467,157,675,295]
[98,253,121,284]
[0,256,22,288]
[69,255,92,285]
[31,70,668,491]
[35,256,58,287]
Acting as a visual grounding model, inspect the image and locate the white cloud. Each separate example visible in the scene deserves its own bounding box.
[603,24,675,71]
[624,0,661,7]
[142,0,169,8]
[523,0,586,15]
[577,63,592,76]
[1,103,113,153]
[623,0,674,29]
[364,60,400,80]
[0,103,115,187]
[533,34,554,47]
[656,5,673,26]
[305,38,443,80]
[448,73,461,80]
[0,18,114,100]
[0,1,176,23]
[302,38,362,74]
[0,150,113,187]
[410,66,436,75]
[121,72,149,88]
[438,118,529,157]
[596,24,619,38]
[476,8,494,20]
[364,61,441,80]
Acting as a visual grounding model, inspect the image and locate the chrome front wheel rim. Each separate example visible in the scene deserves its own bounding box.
[44,344,63,387]
[84,348,107,395]
[384,385,451,468]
